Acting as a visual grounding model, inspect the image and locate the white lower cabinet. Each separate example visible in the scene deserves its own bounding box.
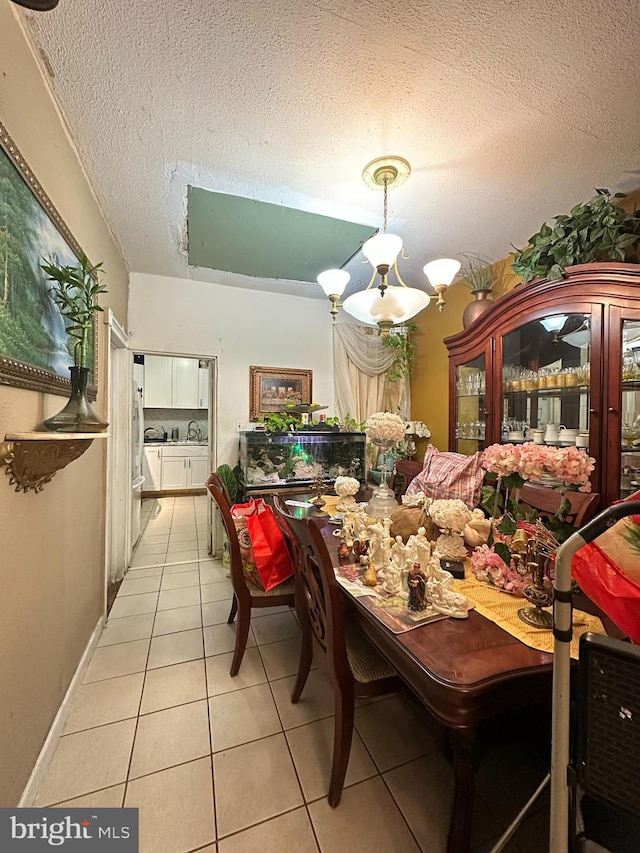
[142,446,162,490]
[158,445,209,491]
[161,456,188,489]
[188,456,210,488]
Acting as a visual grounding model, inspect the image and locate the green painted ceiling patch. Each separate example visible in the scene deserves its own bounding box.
[187,187,376,282]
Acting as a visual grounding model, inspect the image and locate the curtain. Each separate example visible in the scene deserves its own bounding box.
[333,324,411,423]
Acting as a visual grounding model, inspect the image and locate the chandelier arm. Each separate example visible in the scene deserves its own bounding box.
[393,260,410,289]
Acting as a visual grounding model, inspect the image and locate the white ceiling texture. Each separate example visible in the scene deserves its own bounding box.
[20,0,640,299]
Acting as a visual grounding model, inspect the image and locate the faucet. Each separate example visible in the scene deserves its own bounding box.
[187,420,202,442]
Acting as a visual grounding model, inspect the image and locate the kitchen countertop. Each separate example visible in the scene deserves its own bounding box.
[144,440,208,447]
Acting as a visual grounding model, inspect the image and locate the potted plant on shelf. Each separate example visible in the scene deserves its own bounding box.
[41,253,108,432]
[512,189,640,283]
[459,253,508,328]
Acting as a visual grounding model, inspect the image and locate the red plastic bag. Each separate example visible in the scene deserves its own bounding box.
[231,499,294,591]
[572,514,640,643]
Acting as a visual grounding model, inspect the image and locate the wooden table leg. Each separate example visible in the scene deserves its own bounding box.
[447,727,478,853]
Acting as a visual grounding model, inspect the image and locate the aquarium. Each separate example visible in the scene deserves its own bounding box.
[239,430,366,490]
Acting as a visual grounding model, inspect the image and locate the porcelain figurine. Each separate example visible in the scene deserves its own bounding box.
[382,559,402,595]
[413,526,432,570]
[390,535,407,573]
[407,563,428,611]
[427,577,471,619]
[426,554,454,587]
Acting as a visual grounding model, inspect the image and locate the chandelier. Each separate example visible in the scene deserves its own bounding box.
[317,156,461,337]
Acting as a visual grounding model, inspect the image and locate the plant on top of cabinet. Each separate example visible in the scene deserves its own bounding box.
[512,189,640,283]
[459,254,510,328]
[41,253,108,432]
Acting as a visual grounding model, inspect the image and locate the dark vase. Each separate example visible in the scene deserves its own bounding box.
[44,366,108,433]
[462,289,493,328]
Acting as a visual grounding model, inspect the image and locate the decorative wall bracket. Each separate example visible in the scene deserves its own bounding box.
[0,432,108,494]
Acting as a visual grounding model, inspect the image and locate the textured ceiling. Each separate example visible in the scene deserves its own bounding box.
[19,0,640,299]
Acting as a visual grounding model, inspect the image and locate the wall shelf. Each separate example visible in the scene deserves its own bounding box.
[0,431,108,494]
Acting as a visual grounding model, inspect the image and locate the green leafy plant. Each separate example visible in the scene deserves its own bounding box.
[216,463,246,504]
[512,189,640,283]
[41,253,107,368]
[258,411,302,432]
[383,323,418,382]
[326,412,365,432]
[459,253,509,293]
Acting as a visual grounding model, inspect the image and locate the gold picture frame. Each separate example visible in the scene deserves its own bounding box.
[249,365,312,421]
[0,119,98,399]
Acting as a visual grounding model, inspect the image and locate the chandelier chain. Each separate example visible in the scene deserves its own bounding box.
[383,177,388,234]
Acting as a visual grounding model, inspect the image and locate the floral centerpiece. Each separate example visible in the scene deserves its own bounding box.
[365,411,407,444]
[334,475,360,512]
[470,442,595,595]
[429,499,472,560]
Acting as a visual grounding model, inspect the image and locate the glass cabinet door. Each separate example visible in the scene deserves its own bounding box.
[501,312,592,449]
[620,319,640,499]
[454,355,486,454]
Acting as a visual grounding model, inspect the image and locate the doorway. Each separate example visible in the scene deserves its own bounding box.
[104,310,131,614]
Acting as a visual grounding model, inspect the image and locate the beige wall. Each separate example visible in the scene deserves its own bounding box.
[0,3,128,806]
[411,257,520,450]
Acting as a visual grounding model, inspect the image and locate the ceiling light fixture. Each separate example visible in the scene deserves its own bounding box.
[10,0,59,9]
[540,315,569,333]
[317,156,460,337]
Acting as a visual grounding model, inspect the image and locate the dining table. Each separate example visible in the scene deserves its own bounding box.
[308,511,555,853]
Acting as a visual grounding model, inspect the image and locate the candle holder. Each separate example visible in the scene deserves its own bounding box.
[310,474,328,517]
[518,538,554,629]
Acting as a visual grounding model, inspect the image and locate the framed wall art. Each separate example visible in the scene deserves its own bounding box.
[249,365,312,420]
[0,120,98,398]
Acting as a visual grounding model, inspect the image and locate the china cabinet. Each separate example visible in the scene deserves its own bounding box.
[444,263,640,509]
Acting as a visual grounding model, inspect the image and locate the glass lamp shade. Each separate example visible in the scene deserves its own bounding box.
[423,258,461,288]
[317,269,350,297]
[342,285,430,327]
[540,315,569,332]
[362,233,403,270]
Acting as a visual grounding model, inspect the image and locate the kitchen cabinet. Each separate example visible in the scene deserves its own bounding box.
[159,444,209,491]
[444,263,640,509]
[142,446,162,490]
[143,356,172,407]
[142,356,203,409]
[198,366,209,409]
[188,455,210,488]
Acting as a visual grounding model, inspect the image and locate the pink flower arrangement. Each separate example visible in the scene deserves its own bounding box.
[469,544,528,595]
[482,441,595,492]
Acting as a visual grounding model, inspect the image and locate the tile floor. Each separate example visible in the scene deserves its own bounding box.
[34,496,551,853]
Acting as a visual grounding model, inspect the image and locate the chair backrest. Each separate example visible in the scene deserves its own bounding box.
[520,481,600,528]
[272,496,349,678]
[389,459,423,496]
[205,472,248,603]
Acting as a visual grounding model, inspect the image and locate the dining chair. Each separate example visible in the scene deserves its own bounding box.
[519,481,600,528]
[273,495,401,806]
[388,459,423,497]
[205,474,296,676]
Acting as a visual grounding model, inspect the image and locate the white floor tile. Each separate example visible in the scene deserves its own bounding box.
[141,659,207,715]
[83,640,150,683]
[203,622,255,657]
[202,600,234,627]
[34,719,136,806]
[205,647,267,696]
[158,586,201,611]
[124,758,215,853]
[63,673,144,734]
[160,570,200,590]
[98,614,154,647]
[147,629,204,669]
[109,592,158,619]
[153,605,202,636]
[129,700,210,778]
[209,683,282,752]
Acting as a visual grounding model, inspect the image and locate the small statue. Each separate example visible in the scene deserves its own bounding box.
[383,560,402,595]
[368,520,386,569]
[390,535,407,573]
[363,560,379,587]
[338,542,351,560]
[352,538,364,558]
[426,554,454,587]
[407,563,427,611]
[427,576,471,619]
[413,526,432,570]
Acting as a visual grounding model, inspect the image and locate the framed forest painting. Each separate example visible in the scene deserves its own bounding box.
[0,120,98,398]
